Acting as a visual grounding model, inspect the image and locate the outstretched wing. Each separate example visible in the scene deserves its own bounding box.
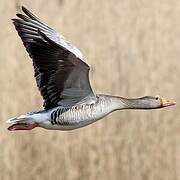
[12,6,96,110]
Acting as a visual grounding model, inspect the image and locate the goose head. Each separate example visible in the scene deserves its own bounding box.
[129,96,176,109]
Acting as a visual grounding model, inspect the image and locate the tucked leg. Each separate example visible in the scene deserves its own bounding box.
[8,123,38,131]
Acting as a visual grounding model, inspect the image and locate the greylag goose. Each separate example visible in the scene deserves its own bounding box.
[7,7,176,131]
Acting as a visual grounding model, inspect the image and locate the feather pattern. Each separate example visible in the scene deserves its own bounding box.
[12,6,96,110]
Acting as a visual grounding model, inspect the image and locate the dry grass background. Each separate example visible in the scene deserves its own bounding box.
[0,0,180,180]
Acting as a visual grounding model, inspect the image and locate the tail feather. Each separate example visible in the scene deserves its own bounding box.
[6,115,30,124]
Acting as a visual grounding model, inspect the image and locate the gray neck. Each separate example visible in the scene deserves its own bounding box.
[105,96,156,110]
[119,98,150,109]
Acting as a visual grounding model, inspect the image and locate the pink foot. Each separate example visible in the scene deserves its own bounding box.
[8,123,38,131]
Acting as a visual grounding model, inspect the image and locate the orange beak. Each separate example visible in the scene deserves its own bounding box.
[161,98,176,107]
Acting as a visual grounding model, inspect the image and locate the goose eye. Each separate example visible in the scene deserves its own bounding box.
[155,97,159,100]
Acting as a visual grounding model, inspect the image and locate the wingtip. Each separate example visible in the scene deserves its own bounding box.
[11,19,19,27]
[21,6,31,16]
[21,6,27,12]
[16,13,22,18]
[20,6,41,22]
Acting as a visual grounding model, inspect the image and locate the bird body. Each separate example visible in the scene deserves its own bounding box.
[7,7,175,131]
[8,95,124,130]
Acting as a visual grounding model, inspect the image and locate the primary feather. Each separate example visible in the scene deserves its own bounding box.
[12,6,96,110]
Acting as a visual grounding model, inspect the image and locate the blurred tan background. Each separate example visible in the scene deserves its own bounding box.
[0,0,180,180]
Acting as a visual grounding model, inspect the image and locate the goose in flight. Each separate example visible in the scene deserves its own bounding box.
[7,6,176,131]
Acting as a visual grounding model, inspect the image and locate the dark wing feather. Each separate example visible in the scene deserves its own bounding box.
[12,6,96,110]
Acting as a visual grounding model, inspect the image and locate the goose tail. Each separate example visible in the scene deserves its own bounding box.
[7,115,28,124]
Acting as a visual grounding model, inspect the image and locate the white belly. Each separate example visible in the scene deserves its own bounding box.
[38,103,113,130]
